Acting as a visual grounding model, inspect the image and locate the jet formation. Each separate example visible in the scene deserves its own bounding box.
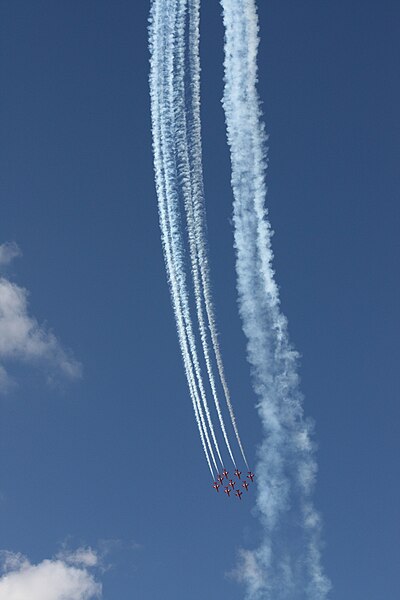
[213,469,255,500]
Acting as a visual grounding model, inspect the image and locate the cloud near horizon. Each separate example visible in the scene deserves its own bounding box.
[0,242,82,392]
[0,549,101,600]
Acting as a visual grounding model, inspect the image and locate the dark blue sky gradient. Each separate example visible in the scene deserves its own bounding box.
[0,1,399,599]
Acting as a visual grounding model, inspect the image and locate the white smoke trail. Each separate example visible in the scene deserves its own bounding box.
[220,0,331,597]
[149,0,216,478]
[163,0,226,473]
[186,0,249,469]
[172,0,238,469]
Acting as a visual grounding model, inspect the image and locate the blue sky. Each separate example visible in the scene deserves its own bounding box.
[0,1,399,599]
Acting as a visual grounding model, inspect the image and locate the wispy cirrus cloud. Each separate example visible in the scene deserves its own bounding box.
[57,548,99,569]
[57,538,141,577]
[0,549,101,600]
[0,242,22,267]
[0,242,82,392]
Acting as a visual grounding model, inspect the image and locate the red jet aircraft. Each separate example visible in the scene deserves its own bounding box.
[229,479,236,489]
[235,489,243,500]
[234,469,242,479]
[247,471,255,482]
[224,486,231,497]
[213,482,220,493]
[242,481,249,492]
[222,469,229,479]
[217,474,224,486]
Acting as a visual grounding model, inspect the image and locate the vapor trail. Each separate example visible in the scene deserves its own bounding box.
[220,0,331,597]
[149,0,217,478]
[164,0,226,473]
[173,0,238,469]
[161,0,222,477]
[186,0,249,469]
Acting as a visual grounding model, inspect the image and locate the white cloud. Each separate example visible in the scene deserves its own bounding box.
[0,364,14,393]
[0,550,101,600]
[0,244,82,392]
[57,547,99,568]
[0,242,22,267]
